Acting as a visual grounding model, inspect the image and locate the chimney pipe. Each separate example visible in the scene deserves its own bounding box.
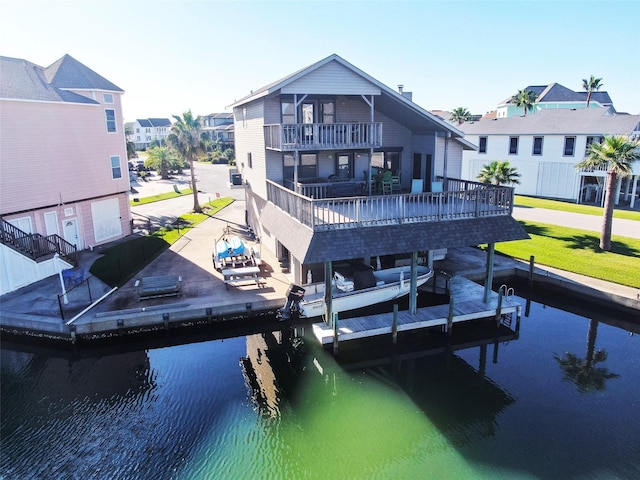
[398,84,404,94]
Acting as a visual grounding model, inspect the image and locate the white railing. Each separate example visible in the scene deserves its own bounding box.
[266,178,514,231]
[264,122,382,151]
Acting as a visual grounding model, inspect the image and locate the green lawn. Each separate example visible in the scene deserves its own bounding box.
[493,220,640,288]
[91,197,234,287]
[130,188,193,206]
[514,195,640,221]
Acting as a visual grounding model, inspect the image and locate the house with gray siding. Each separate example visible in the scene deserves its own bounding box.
[230,54,527,287]
[459,107,640,206]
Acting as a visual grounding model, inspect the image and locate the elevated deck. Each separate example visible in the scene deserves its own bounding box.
[312,276,520,345]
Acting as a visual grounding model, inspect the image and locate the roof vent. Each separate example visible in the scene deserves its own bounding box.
[398,84,404,94]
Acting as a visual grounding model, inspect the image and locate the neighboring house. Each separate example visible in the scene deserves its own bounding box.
[496,83,614,118]
[201,112,234,148]
[128,118,172,149]
[459,107,640,206]
[0,54,132,294]
[231,54,527,285]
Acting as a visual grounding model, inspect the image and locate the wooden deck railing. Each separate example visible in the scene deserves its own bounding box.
[0,218,78,265]
[264,122,382,151]
[266,178,514,231]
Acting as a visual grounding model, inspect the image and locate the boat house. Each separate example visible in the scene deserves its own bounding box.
[230,54,528,301]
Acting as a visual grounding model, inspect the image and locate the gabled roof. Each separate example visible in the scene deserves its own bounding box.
[458,107,640,136]
[43,54,123,92]
[500,83,613,106]
[230,54,469,143]
[148,118,171,127]
[0,55,99,104]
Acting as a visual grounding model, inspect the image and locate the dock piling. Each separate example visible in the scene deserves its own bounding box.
[392,304,398,345]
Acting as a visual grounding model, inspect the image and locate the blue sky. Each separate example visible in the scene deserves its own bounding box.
[2,0,639,121]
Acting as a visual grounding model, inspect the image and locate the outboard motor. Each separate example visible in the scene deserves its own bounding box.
[278,284,305,321]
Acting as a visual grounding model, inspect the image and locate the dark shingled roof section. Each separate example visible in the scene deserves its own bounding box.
[44,54,123,92]
[260,203,529,264]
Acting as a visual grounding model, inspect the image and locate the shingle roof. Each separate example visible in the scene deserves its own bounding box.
[458,108,640,136]
[148,118,171,127]
[0,55,98,104]
[260,203,528,264]
[500,83,613,106]
[43,54,123,92]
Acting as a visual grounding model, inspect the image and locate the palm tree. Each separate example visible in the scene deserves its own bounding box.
[449,107,472,125]
[576,135,640,251]
[167,110,204,212]
[554,319,618,393]
[582,75,604,108]
[145,146,180,180]
[477,161,521,186]
[511,89,538,116]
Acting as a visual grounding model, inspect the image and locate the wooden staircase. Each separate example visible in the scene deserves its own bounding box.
[0,217,78,266]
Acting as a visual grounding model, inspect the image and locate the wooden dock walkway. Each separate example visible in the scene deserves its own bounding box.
[312,276,520,345]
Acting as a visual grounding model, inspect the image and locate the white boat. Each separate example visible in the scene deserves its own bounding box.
[279,265,434,320]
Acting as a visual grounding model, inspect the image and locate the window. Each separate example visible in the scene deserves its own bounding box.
[509,136,519,155]
[105,109,116,133]
[283,153,317,181]
[478,136,487,153]
[336,153,353,179]
[585,136,603,154]
[247,152,252,169]
[564,137,576,156]
[532,136,543,155]
[110,155,122,179]
[103,93,114,104]
[281,101,295,124]
[321,101,335,124]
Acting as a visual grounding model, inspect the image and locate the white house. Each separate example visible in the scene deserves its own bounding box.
[128,118,172,149]
[459,107,640,206]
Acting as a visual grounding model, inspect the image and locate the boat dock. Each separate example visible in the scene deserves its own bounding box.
[312,276,521,345]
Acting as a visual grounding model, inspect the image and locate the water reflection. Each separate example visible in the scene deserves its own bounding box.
[240,319,520,450]
[554,319,619,393]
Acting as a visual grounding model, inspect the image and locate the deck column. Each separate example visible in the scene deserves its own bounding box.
[483,243,495,303]
[324,260,333,323]
[409,251,418,314]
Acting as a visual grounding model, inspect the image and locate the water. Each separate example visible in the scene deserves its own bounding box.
[1,292,639,480]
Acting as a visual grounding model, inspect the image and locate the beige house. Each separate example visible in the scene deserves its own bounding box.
[0,54,131,294]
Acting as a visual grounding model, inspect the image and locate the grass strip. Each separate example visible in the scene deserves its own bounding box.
[491,220,640,288]
[514,195,640,221]
[130,188,194,206]
[91,197,234,286]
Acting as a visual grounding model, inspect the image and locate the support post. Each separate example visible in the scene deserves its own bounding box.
[529,255,535,287]
[494,288,503,326]
[409,251,418,314]
[324,261,332,324]
[483,243,495,303]
[447,296,454,335]
[332,312,339,356]
[392,304,398,346]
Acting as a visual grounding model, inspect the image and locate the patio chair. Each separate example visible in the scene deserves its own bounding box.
[391,171,401,192]
[382,171,394,195]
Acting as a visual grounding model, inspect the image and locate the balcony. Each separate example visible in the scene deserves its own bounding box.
[264,122,382,151]
[266,178,515,232]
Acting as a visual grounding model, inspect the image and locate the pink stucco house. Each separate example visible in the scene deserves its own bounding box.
[0,54,132,294]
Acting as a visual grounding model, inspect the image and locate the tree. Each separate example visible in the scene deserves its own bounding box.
[576,135,640,251]
[582,75,604,108]
[477,161,521,186]
[511,89,538,116]
[449,107,472,125]
[145,146,180,180]
[167,110,204,212]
